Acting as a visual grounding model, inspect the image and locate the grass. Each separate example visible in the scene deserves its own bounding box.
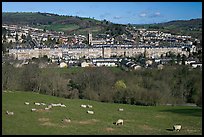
[2,91,202,135]
[38,24,80,32]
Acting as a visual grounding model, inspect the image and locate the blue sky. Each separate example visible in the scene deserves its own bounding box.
[2,2,202,24]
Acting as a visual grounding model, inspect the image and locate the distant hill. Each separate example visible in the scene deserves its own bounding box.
[2,12,127,36]
[133,18,202,40]
[2,12,202,40]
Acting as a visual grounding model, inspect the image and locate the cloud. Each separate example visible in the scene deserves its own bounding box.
[138,11,162,18]
[149,11,162,18]
[139,13,147,17]
[155,12,161,16]
[113,16,122,19]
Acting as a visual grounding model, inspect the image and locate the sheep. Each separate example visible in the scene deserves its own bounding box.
[56,103,62,106]
[51,103,58,107]
[116,119,123,125]
[81,104,87,108]
[48,105,52,109]
[34,102,41,106]
[173,125,182,131]
[87,104,93,108]
[62,118,71,123]
[44,107,50,110]
[24,102,29,105]
[87,110,94,114]
[60,104,66,107]
[6,111,14,115]
[118,108,124,111]
[41,103,46,106]
[31,108,37,112]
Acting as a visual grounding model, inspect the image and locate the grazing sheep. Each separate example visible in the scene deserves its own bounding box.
[41,103,46,106]
[31,108,37,112]
[87,110,94,114]
[6,111,14,115]
[116,119,123,125]
[173,125,182,131]
[118,108,124,111]
[62,118,71,123]
[60,104,66,107]
[53,103,60,107]
[34,102,41,106]
[56,103,62,106]
[24,102,29,105]
[48,105,52,109]
[44,107,50,110]
[87,105,93,108]
[81,104,87,108]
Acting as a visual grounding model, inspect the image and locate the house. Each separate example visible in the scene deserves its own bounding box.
[59,62,67,68]
[157,64,164,70]
[190,62,202,68]
[92,58,118,67]
[185,59,196,65]
[81,61,92,67]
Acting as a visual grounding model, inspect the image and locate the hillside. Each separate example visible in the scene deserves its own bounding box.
[2,91,202,135]
[133,18,202,40]
[2,12,126,36]
[2,12,202,40]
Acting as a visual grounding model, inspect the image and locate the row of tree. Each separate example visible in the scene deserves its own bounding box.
[2,63,202,106]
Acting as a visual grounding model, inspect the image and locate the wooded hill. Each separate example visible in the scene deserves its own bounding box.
[2,12,202,39]
[133,18,202,40]
[2,12,127,36]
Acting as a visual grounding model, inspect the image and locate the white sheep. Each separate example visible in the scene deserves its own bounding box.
[118,108,124,111]
[87,104,93,108]
[87,110,94,114]
[6,111,14,115]
[24,102,29,105]
[116,119,123,125]
[41,103,46,106]
[51,103,58,107]
[48,105,52,109]
[34,102,41,106]
[56,103,62,106]
[31,108,37,112]
[44,107,50,110]
[173,125,182,131]
[81,104,87,108]
[62,118,71,123]
[60,104,66,107]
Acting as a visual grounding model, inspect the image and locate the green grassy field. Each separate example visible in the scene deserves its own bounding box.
[2,91,202,135]
[38,24,80,32]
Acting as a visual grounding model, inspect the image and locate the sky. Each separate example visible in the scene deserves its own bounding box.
[2,2,202,24]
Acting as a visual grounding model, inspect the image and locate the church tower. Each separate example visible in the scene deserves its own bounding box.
[88,33,92,46]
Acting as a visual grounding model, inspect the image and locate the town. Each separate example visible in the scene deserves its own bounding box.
[2,23,202,70]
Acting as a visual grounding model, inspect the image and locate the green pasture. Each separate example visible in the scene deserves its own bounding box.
[39,24,80,32]
[2,91,202,135]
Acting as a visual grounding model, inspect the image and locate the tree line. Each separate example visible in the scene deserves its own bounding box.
[2,63,202,106]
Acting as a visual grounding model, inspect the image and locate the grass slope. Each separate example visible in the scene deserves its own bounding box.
[2,91,202,135]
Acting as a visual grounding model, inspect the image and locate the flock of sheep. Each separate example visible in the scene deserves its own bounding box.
[5,100,182,132]
[5,101,124,126]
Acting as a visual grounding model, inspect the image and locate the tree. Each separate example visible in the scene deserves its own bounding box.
[26,33,32,41]
[114,80,127,90]
[181,54,187,65]
[21,34,26,40]
[15,33,18,42]
[3,34,7,43]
